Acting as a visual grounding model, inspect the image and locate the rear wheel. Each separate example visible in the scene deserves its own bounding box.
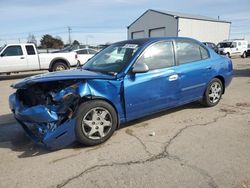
[52,62,69,72]
[75,100,118,146]
[225,53,230,58]
[201,78,223,107]
[241,52,247,58]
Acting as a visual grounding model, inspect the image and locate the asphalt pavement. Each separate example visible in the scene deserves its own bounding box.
[0,59,249,188]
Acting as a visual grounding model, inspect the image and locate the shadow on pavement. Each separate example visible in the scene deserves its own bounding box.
[0,102,204,158]
[233,69,250,77]
[0,113,15,126]
[121,101,203,128]
[0,116,50,157]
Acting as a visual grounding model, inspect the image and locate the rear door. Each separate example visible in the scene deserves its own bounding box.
[77,49,92,64]
[25,44,40,70]
[124,41,179,120]
[0,45,28,72]
[230,42,239,56]
[174,39,212,104]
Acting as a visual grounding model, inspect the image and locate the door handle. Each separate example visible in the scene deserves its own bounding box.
[20,57,25,59]
[168,74,178,81]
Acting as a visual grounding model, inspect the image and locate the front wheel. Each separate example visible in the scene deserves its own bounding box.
[201,78,223,107]
[75,100,118,146]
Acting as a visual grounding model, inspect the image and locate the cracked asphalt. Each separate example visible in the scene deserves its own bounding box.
[0,59,250,188]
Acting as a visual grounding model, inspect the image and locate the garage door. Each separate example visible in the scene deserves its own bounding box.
[149,28,165,37]
[131,31,144,39]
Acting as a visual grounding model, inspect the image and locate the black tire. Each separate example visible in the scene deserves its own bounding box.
[75,100,118,146]
[225,53,230,58]
[52,62,69,72]
[76,60,81,68]
[201,78,223,107]
[241,52,247,58]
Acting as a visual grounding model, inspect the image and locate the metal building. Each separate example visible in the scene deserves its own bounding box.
[127,9,231,44]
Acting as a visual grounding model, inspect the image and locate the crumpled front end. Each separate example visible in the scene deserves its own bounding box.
[9,80,91,150]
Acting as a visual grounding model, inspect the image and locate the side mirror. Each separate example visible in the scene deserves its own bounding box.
[132,63,149,73]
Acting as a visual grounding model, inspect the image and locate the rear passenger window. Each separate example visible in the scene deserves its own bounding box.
[176,41,209,64]
[25,45,36,55]
[88,49,97,54]
[200,46,209,59]
[136,41,175,70]
[77,50,88,54]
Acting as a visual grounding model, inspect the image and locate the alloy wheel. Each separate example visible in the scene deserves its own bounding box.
[81,107,113,140]
[55,65,66,71]
[208,82,222,104]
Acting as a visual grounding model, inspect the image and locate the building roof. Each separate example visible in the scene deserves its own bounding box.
[128,9,231,28]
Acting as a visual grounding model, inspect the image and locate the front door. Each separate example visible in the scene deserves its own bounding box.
[124,41,179,121]
[0,45,28,73]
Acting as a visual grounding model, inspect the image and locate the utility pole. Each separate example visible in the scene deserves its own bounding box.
[68,26,72,45]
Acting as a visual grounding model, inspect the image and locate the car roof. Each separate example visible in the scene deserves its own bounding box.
[114,37,201,46]
[74,48,97,51]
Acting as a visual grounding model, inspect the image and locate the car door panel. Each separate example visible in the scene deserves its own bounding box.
[124,68,179,121]
[0,45,28,73]
[123,41,178,121]
[175,61,208,104]
[175,40,212,104]
[25,45,40,70]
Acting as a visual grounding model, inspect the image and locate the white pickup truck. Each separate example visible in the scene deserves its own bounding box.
[0,43,78,73]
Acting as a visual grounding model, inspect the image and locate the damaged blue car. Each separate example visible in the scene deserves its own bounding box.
[9,37,233,149]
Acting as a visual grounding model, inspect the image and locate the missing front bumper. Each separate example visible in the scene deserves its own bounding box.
[9,93,77,150]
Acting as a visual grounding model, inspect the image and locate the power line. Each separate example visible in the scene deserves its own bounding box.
[0,27,67,37]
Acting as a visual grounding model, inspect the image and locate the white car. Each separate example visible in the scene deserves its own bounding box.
[74,48,97,65]
[217,39,248,58]
[0,43,78,73]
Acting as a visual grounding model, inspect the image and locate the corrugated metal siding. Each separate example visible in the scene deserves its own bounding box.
[178,18,231,44]
[128,10,178,39]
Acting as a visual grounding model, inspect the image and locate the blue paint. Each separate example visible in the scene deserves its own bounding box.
[9,37,233,149]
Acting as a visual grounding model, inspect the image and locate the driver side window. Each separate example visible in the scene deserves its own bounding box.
[2,46,23,56]
[136,41,175,70]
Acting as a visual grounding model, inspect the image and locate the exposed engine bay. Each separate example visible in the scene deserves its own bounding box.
[14,80,84,131]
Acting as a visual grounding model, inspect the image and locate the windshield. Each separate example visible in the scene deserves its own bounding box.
[0,44,6,53]
[217,42,232,48]
[82,42,140,74]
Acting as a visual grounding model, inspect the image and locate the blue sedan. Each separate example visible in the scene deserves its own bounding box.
[9,37,233,149]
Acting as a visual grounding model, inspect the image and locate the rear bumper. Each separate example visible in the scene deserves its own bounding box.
[9,93,76,150]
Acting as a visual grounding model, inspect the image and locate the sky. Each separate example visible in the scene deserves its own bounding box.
[0,0,250,46]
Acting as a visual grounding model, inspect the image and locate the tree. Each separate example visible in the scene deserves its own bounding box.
[27,34,37,46]
[72,40,80,46]
[40,34,64,49]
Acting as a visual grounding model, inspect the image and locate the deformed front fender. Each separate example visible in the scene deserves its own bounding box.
[51,79,126,124]
[83,79,126,124]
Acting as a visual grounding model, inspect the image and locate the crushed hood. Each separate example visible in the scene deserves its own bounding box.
[12,69,116,89]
